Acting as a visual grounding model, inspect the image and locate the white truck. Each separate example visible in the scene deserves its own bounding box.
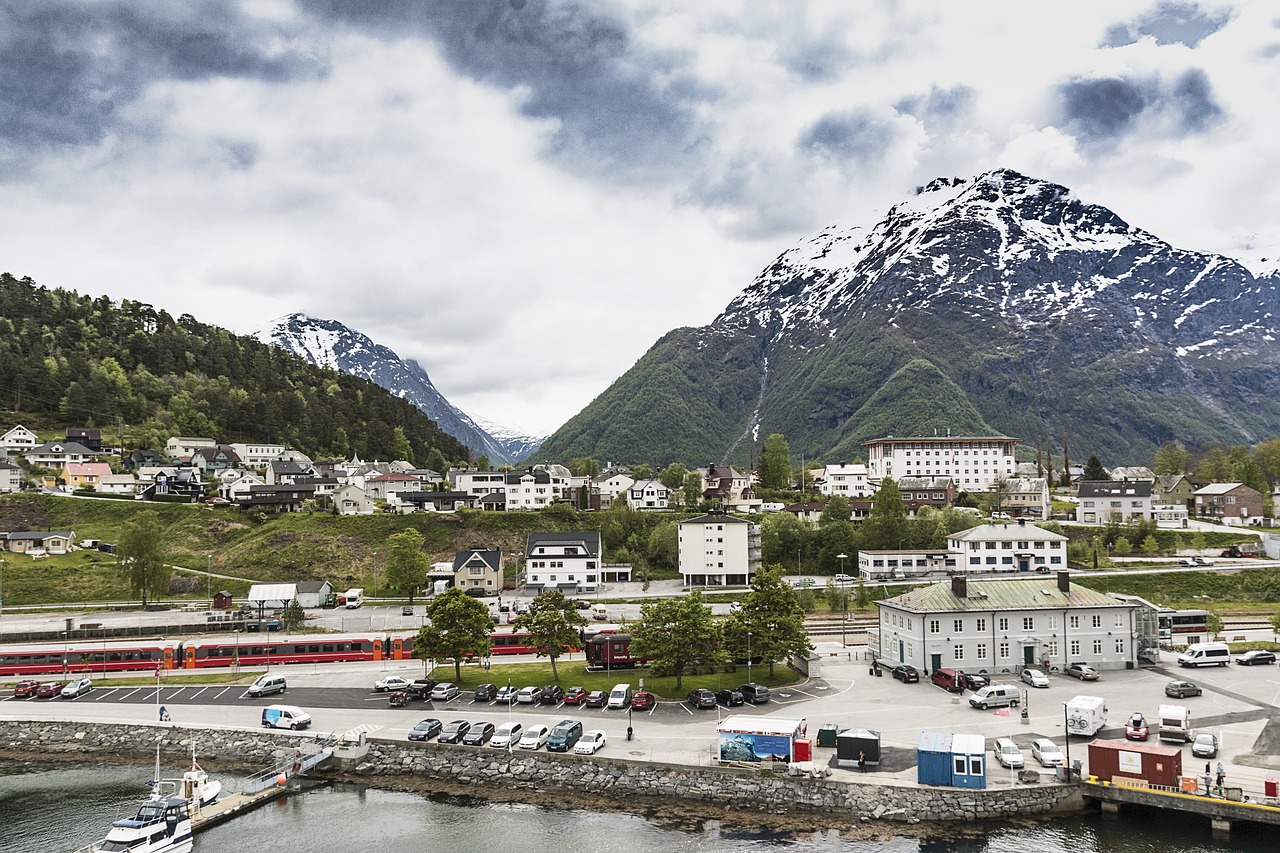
[1065,695,1108,736]
[1158,704,1192,743]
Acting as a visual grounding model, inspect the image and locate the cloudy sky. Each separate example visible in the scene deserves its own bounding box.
[4,0,1278,437]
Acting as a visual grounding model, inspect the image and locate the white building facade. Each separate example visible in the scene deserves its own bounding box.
[948,521,1069,574]
[818,463,872,497]
[864,435,1019,491]
[677,512,761,588]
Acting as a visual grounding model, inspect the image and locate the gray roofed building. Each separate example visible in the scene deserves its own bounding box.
[524,531,602,591]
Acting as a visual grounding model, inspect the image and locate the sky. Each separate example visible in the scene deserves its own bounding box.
[4,0,1279,438]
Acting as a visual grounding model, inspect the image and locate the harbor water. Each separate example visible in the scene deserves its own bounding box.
[2,758,1273,853]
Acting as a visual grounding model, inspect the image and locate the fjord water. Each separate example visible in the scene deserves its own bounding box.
[3,759,1271,853]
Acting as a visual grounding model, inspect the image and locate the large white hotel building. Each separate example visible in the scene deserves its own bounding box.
[864,434,1020,492]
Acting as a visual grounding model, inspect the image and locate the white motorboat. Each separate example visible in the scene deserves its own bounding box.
[151,745,221,812]
[78,796,194,853]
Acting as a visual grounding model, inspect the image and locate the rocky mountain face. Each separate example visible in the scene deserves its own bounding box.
[537,169,1280,467]
[255,314,543,465]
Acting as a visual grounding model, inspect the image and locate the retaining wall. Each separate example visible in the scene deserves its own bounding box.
[0,720,1081,823]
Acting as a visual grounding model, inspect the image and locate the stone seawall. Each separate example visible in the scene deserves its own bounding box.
[0,720,1081,825]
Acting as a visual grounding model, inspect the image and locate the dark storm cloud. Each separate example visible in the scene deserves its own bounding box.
[894,84,975,126]
[1055,70,1223,145]
[797,109,898,162]
[305,0,711,185]
[1100,1,1232,48]
[0,1,326,148]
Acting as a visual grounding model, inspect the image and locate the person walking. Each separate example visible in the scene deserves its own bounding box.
[858,751,866,773]
[159,705,170,722]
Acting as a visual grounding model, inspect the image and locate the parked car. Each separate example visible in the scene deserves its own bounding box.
[494,684,519,704]
[462,722,496,746]
[563,686,589,705]
[540,685,566,705]
[738,683,771,704]
[574,599,592,610]
[13,679,41,698]
[431,682,461,702]
[516,685,544,704]
[1165,680,1203,698]
[407,718,443,741]
[1178,558,1198,567]
[1021,668,1050,688]
[891,665,919,683]
[1065,662,1099,681]
[715,689,744,707]
[1124,713,1149,741]
[473,683,498,702]
[993,737,1025,769]
[35,681,65,698]
[464,588,488,598]
[1193,557,1215,567]
[585,690,608,708]
[962,673,988,691]
[60,677,93,699]
[1191,732,1219,758]
[686,688,717,709]
[1236,650,1277,666]
[405,679,437,700]
[490,721,523,748]
[374,675,412,692]
[728,601,742,614]
[630,691,656,710]
[575,729,607,755]
[1030,738,1065,767]
[518,724,550,750]
[437,720,471,744]
[401,605,414,616]
[834,573,855,585]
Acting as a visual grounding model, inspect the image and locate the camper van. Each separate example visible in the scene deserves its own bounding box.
[1177,641,1230,668]
[344,588,365,609]
[1064,695,1107,736]
[261,705,311,730]
[1158,704,1192,743]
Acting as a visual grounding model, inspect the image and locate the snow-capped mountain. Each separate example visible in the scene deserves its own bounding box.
[255,314,544,465]
[537,168,1280,466]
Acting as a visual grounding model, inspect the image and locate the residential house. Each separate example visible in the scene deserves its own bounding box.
[869,573,1143,674]
[505,467,566,511]
[677,511,761,588]
[864,434,1020,492]
[165,437,216,458]
[947,520,1069,574]
[1075,480,1154,524]
[858,549,957,580]
[1,425,39,456]
[998,477,1049,519]
[406,468,444,486]
[523,531,603,592]
[592,470,635,508]
[97,473,140,495]
[1193,482,1265,524]
[139,468,204,501]
[1108,466,1155,483]
[64,462,113,490]
[1154,474,1197,509]
[124,448,166,470]
[295,581,334,609]
[236,483,317,513]
[783,501,826,527]
[221,471,266,502]
[4,530,75,554]
[452,470,509,498]
[897,476,958,513]
[452,548,504,596]
[64,428,103,452]
[265,459,312,485]
[365,471,422,501]
[293,476,339,502]
[817,463,872,497]
[228,442,289,468]
[190,445,242,473]
[332,483,375,516]
[700,465,761,513]
[24,441,98,468]
[626,478,670,510]
[392,491,478,513]
[0,461,21,492]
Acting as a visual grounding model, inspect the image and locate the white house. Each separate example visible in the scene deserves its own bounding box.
[1000,477,1050,519]
[0,461,21,492]
[626,478,669,510]
[453,470,509,498]
[365,471,421,501]
[817,463,872,497]
[97,473,140,495]
[505,467,567,510]
[1076,480,1154,524]
[593,471,635,507]
[221,472,266,501]
[524,531,602,592]
[24,441,98,468]
[229,442,289,469]
[870,573,1143,674]
[948,520,1069,574]
[165,436,216,458]
[1,425,39,455]
[332,483,375,515]
[858,549,957,581]
[864,435,1019,492]
[677,512,761,588]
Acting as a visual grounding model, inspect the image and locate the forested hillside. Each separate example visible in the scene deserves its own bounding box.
[0,273,471,465]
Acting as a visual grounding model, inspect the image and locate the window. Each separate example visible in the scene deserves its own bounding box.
[954,644,964,660]
[1115,638,1126,654]
[953,619,963,633]
[1070,640,1080,656]
[970,556,981,565]
[1047,641,1058,656]
[1022,617,1034,631]
[998,618,1009,632]
[1091,615,1102,628]
[954,756,966,775]
[1069,615,1079,629]
[976,643,987,660]
[999,642,1009,659]
[1115,613,1125,627]
[1047,616,1057,629]
[1092,639,1103,655]
[976,618,987,632]
[930,619,940,634]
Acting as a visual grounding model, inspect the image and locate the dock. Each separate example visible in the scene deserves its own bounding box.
[190,785,288,830]
[1084,778,1280,836]
[191,731,337,832]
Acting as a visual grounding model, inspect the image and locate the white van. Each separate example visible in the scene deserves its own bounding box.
[344,588,365,609]
[968,684,1021,710]
[261,705,311,730]
[247,674,287,697]
[607,683,632,709]
[1177,641,1230,667]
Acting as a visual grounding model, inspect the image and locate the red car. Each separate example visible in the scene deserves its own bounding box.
[36,681,66,698]
[1124,713,1149,741]
[13,679,40,698]
[563,686,588,705]
[630,690,656,710]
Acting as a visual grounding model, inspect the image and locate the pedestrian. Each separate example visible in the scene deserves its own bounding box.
[1216,770,1225,795]
[800,718,808,738]
[159,705,169,722]
[858,751,866,773]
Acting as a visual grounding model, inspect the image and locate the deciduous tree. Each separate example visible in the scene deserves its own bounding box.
[118,511,168,607]
[385,529,429,604]
[629,591,721,690]
[734,565,811,677]
[415,588,493,682]
[758,433,791,489]
[512,590,587,683]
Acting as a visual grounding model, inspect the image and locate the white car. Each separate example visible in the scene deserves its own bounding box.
[993,737,1024,769]
[1030,738,1064,767]
[518,724,550,750]
[431,682,461,701]
[834,574,855,585]
[1020,669,1050,688]
[374,675,412,692]
[574,729,607,755]
[60,677,93,699]
[490,722,523,748]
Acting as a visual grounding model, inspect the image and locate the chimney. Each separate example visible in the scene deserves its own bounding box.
[952,575,967,598]
[1057,571,1070,594]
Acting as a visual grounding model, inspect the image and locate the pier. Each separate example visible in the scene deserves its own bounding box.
[1084,778,1280,836]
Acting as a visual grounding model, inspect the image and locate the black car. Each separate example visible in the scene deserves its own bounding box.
[474,683,498,702]
[962,673,988,691]
[465,588,488,598]
[462,722,496,746]
[892,665,920,683]
[437,720,472,744]
[405,679,438,700]
[585,690,608,708]
[540,685,566,705]
[738,683,770,704]
[407,718,443,741]
[402,605,414,616]
[686,688,717,709]
[1236,650,1277,666]
[715,688,744,707]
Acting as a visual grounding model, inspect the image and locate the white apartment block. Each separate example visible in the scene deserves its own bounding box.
[524,531,602,591]
[677,512,761,587]
[505,467,567,510]
[229,442,289,468]
[948,521,1068,574]
[454,470,508,497]
[858,549,957,580]
[864,435,1019,491]
[818,463,872,497]
[165,436,216,458]
[1076,480,1155,524]
[871,573,1142,675]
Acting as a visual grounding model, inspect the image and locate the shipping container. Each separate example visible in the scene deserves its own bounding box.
[837,729,881,767]
[1087,739,1182,789]
[917,731,953,786]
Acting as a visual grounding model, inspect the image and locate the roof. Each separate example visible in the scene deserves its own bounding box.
[366,471,420,482]
[66,462,112,476]
[717,715,801,737]
[247,583,298,601]
[950,523,1067,543]
[896,477,955,490]
[453,549,501,571]
[295,581,331,594]
[526,530,602,553]
[1193,482,1254,495]
[6,530,74,541]
[880,577,1129,614]
[865,434,1018,444]
[27,441,96,455]
[1077,480,1153,498]
[680,513,752,526]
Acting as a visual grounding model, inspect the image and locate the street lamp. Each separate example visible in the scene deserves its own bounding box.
[747,632,753,684]
[206,554,212,603]
[61,631,68,675]
[0,556,6,618]
[837,553,849,646]
[1062,702,1071,776]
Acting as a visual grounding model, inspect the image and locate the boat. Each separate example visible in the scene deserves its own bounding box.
[77,796,194,853]
[150,744,222,813]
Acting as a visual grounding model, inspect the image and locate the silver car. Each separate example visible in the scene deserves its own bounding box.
[60,677,93,699]
[1030,738,1064,767]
